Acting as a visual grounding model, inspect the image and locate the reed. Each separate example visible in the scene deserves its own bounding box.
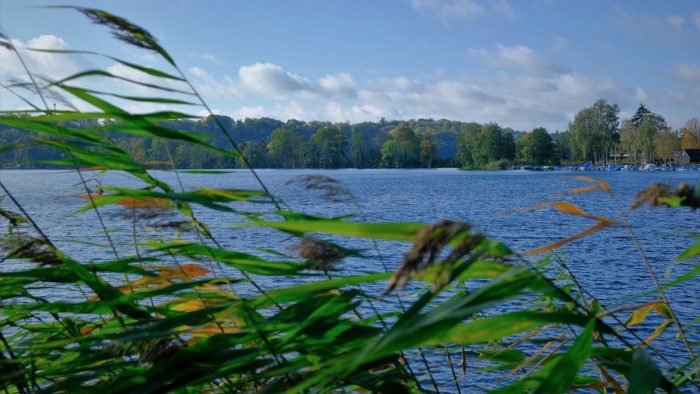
[0,7,698,393]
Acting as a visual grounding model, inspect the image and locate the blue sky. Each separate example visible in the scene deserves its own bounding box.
[1,0,700,131]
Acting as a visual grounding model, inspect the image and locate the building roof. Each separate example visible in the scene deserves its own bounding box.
[684,148,700,162]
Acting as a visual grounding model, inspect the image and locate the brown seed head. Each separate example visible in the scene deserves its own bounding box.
[387,220,481,293]
[290,236,344,271]
[632,182,699,210]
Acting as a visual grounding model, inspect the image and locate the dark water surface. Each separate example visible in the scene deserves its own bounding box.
[1,169,699,391]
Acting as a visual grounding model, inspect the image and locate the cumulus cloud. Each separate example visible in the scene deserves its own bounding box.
[105,62,189,95]
[234,105,266,119]
[319,73,357,98]
[239,62,313,98]
[324,101,393,123]
[0,34,83,82]
[196,108,222,117]
[236,63,359,100]
[209,54,626,130]
[471,44,570,76]
[188,66,242,98]
[673,63,700,82]
[351,71,619,130]
[280,101,314,120]
[0,34,91,110]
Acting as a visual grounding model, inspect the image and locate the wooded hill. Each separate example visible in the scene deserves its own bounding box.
[0,116,524,169]
[1,101,699,169]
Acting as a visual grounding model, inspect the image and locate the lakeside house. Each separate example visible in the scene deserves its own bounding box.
[673,148,700,164]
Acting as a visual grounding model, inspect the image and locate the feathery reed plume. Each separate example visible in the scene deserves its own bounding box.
[387,220,483,293]
[289,236,344,271]
[0,234,61,265]
[0,206,26,228]
[139,339,184,364]
[143,220,192,233]
[77,8,168,61]
[7,79,77,110]
[109,339,185,365]
[631,182,700,210]
[285,175,355,203]
[0,31,12,51]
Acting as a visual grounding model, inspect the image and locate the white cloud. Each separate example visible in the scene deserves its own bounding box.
[325,101,345,123]
[196,108,222,117]
[324,101,394,123]
[0,34,90,110]
[280,101,313,120]
[104,62,190,98]
[187,66,242,98]
[0,34,82,82]
[390,76,427,93]
[239,62,313,98]
[693,12,700,31]
[222,58,624,129]
[188,66,209,79]
[673,63,700,82]
[471,44,569,76]
[666,15,684,32]
[319,73,357,98]
[410,0,484,23]
[234,105,266,119]
[347,70,620,130]
[237,63,360,100]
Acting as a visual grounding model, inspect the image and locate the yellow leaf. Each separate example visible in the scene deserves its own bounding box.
[551,202,589,217]
[522,221,610,257]
[78,194,174,210]
[622,302,670,327]
[557,185,602,195]
[151,263,209,280]
[167,298,206,312]
[625,304,654,326]
[573,176,611,195]
[520,201,614,225]
[643,320,672,345]
[190,325,239,335]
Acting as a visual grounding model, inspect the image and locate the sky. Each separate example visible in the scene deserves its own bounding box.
[1,0,700,131]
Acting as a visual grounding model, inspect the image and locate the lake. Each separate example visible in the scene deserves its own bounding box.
[1,168,698,391]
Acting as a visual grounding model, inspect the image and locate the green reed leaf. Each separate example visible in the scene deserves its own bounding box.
[535,318,595,393]
[52,70,193,94]
[254,218,426,241]
[628,348,662,394]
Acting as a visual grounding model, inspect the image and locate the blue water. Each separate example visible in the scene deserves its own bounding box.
[1,168,698,391]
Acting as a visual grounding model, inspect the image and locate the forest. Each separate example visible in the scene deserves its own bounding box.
[1,102,699,170]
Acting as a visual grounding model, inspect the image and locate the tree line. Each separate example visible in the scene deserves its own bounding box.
[1,101,699,169]
[564,100,700,165]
